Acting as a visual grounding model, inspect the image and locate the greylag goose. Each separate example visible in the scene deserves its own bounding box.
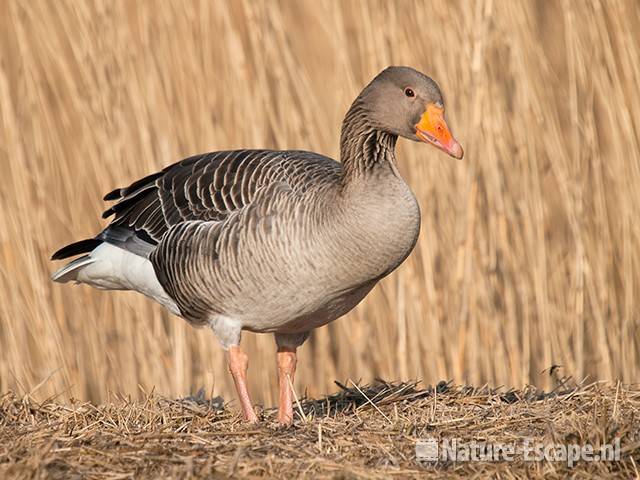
[51,66,463,424]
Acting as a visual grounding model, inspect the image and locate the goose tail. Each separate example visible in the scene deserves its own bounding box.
[51,255,98,283]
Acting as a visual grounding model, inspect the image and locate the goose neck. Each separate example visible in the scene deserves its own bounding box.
[339,104,398,183]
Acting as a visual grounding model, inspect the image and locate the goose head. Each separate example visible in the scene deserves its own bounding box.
[358,66,464,159]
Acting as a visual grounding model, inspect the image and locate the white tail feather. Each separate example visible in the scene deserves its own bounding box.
[51,243,180,315]
[51,255,97,283]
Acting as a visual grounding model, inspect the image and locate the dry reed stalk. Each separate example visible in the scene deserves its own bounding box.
[0,0,638,407]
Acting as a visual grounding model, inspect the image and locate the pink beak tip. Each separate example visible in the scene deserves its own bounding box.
[449,141,464,159]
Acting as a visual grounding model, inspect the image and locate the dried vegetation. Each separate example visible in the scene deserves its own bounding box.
[2,380,639,478]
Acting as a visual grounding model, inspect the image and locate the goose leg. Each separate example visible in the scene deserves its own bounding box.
[277,346,297,424]
[227,345,258,422]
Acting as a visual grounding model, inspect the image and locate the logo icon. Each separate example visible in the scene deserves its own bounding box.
[416,437,439,462]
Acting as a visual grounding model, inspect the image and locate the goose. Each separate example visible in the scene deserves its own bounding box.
[51,66,463,424]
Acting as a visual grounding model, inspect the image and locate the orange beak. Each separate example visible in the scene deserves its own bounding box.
[415,104,464,159]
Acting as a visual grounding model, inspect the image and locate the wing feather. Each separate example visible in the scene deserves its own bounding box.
[53,149,342,264]
[100,149,337,256]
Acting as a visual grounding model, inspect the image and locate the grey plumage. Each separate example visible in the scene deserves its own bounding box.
[52,66,462,352]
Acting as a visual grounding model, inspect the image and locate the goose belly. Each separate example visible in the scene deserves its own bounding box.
[242,279,378,334]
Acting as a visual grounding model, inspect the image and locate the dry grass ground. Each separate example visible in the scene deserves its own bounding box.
[1,0,640,442]
[1,380,639,479]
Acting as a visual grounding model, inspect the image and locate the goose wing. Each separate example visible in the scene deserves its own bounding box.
[94,149,339,257]
[52,149,340,261]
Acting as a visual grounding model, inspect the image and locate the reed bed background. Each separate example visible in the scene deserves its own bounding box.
[0,0,639,407]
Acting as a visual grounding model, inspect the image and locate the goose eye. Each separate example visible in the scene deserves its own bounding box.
[404,88,415,98]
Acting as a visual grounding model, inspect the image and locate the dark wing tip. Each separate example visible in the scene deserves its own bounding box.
[103,188,122,201]
[102,207,115,219]
[51,238,102,260]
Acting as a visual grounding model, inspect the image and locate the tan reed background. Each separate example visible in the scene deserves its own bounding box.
[0,0,639,407]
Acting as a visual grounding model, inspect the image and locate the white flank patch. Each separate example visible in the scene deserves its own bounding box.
[208,315,243,349]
